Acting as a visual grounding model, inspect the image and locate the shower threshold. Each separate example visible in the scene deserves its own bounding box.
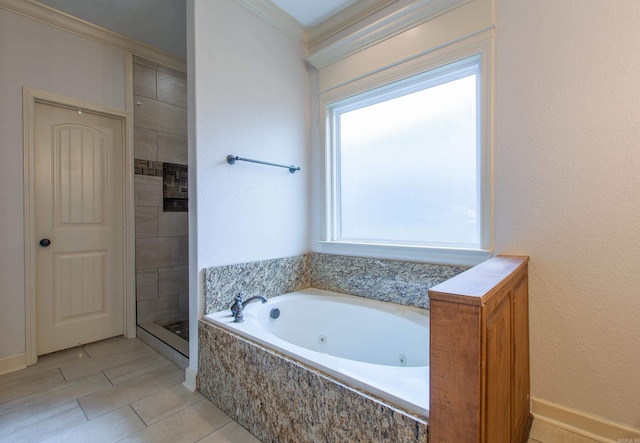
[138,321,189,357]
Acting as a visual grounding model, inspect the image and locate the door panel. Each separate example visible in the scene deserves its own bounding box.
[54,251,107,321]
[35,102,124,355]
[56,125,107,225]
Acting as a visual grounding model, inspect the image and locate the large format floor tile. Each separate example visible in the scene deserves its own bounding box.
[130,382,204,425]
[40,404,146,443]
[0,337,257,443]
[118,399,231,443]
[0,335,594,443]
[77,361,185,419]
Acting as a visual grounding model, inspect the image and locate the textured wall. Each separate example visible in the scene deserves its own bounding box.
[494,0,640,427]
[192,0,310,270]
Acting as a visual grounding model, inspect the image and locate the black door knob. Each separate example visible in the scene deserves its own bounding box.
[39,239,51,247]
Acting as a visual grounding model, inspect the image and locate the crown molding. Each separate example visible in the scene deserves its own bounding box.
[309,0,398,50]
[307,0,472,69]
[233,0,307,46]
[0,0,186,72]
[233,0,401,52]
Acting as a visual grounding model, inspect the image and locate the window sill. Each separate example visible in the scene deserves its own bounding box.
[315,241,492,267]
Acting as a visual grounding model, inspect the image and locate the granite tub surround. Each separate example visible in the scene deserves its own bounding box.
[198,321,428,443]
[204,253,466,314]
[204,255,310,314]
[310,253,467,309]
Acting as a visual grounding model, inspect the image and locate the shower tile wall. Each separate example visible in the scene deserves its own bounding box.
[133,56,188,327]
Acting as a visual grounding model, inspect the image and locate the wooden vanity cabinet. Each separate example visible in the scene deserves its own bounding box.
[428,256,531,443]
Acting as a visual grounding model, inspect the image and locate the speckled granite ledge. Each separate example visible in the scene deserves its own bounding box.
[204,255,310,314]
[198,320,428,443]
[204,253,466,314]
[310,253,467,309]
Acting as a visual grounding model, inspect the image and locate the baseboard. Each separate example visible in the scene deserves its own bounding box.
[531,397,640,442]
[0,352,26,376]
[183,366,197,392]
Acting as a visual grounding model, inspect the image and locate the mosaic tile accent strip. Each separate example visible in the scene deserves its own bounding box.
[198,321,428,443]
[204,255,310,315]
[163,199,188,212]
[134,159,163,176]
[163,163,188,212]
[310,253,467,309]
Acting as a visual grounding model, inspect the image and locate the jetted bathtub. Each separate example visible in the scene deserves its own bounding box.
[204,287,430,417]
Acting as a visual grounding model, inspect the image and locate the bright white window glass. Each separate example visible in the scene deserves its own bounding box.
[331,57,481,248]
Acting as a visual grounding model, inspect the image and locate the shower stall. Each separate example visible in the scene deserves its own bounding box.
[132,56,189,362]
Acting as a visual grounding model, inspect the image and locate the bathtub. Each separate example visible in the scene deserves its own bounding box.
[204,287,430,418]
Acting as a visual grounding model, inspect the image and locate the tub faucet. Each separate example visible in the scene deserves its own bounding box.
[230,295,267,323]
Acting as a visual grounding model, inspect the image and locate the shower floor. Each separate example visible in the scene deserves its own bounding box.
[163,320,190,342]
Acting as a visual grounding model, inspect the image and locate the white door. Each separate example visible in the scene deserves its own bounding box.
[35,102,125,355]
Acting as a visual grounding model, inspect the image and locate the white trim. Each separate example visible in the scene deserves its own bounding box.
[307,0,472,69]
[318,36,494,267]
[0,353,26,376]
[316,26,494,95]
[233,0,307,45]
[233,0,397,48]
[22,88,134,365]
[22,88,36,366]
[183,366,198,392]
[531,397,640,443]
[0,0,186,72]
[309,0,398,49]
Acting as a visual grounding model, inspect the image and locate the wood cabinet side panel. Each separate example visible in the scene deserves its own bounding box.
[511,270,531,442]
[430,300,481,443]
[483,294,512,443]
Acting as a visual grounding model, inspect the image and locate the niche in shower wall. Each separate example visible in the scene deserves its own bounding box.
[163,163,188,212]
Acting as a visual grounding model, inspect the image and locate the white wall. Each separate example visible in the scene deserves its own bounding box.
[308,0,640,430]
[495,0,640,427]
[192,0,309,269]
[0,8,126,360]
[189,0,309,373]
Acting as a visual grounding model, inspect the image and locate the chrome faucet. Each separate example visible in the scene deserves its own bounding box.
[230,295,267,323]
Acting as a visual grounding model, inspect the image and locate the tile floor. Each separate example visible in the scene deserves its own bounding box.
[0,337,259,443]
[0,336,604,443]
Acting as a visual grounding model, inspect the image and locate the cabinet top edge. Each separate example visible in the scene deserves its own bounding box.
[428,255,529,305]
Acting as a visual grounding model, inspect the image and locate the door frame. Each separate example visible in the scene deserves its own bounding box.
[23,87,136,365]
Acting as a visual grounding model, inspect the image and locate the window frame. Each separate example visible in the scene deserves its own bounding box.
[318,37,494,267]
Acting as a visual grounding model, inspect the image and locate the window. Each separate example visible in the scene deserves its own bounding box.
[322,54,491,265]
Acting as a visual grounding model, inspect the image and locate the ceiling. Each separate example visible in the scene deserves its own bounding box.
[269,0,361,27]
[34,0,372,59]
[36,0,187,58]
